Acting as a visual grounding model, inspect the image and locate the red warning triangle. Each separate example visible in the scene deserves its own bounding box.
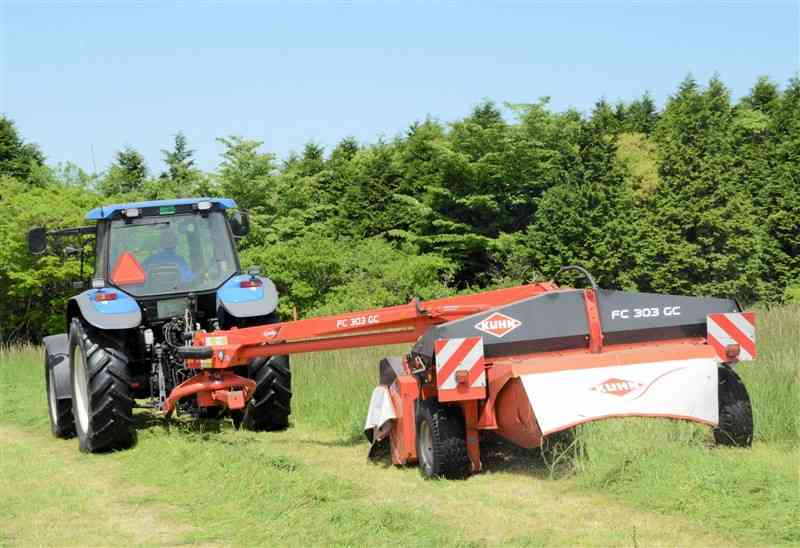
[111,251,146,286]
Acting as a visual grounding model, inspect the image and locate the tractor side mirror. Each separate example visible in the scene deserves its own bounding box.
[229,210,250,237]
[28,227,47,255]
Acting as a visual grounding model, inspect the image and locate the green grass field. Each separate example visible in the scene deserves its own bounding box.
[1,306,798,546]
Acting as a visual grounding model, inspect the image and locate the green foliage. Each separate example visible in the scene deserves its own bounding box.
[2,75,800,341]
[0,176,103,341]
[0,116,45,181]
[98,146,148,195]
[241,233,455,317]
[156,132,203,195]
[614,132,660,199]
[216,135,277,210]
[629,77,765,302]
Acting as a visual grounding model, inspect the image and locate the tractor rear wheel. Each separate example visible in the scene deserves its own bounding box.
[45,345,75,439]
[69,319,135,453]
[239,355,291,431]
[713,365,753,447]
[415,399,470,479]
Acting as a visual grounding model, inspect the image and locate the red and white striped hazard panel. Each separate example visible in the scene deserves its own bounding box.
[434,337,486,402]
[707,312,756,362]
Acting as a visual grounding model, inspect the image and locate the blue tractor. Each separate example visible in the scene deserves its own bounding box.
[28,198,291,452]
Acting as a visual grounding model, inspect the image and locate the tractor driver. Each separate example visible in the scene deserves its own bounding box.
[141,229,193,283]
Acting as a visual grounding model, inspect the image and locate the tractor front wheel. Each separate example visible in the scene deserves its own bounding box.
[69,319,135,453]
[415,399,470,479]
[239,355,291,431]
[713,365,753,447]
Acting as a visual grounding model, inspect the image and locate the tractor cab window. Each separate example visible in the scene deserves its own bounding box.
[107,212,237,296]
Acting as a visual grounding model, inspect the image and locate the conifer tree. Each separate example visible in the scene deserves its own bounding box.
[633,76,764,302]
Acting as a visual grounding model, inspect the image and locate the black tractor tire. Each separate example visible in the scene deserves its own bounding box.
[45,347,75,439]
[239,355,291,431]
[415,399,470,480]
[68,319,135,453]
[713,365,753,447]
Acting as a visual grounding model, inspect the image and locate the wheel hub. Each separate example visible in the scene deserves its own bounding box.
[47,367,58,426]
[419,419,434,471]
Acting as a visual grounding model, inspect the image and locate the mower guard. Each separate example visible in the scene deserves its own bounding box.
[518,357,719,436]
[364,385,397,444]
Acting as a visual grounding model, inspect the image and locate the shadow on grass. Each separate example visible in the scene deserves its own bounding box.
[133,409,232,437]
[361,430,580,479]
[133,411,168,431]
[479,432,576,479]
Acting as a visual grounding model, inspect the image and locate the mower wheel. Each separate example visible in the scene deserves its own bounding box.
[240,355,291,431]
[45,345,75,439]
[713,365,753,447]
[69,319,135,453]
[415,399,470,479]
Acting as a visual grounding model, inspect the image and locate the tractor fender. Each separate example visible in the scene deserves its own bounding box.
[68,289,142,330]
[216,275,278,319]
[43,333,71,400]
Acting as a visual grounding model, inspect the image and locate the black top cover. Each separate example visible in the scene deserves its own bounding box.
[412,289,739,363]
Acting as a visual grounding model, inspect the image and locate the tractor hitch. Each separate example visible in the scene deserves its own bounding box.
[162,370,256,417]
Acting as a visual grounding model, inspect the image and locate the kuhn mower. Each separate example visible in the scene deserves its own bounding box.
[31,199,755,479]
[182,267,755,478]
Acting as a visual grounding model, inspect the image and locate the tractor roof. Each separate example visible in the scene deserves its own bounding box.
[85,197,237,220]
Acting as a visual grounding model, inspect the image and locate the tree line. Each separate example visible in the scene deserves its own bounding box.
[1,75,798,342]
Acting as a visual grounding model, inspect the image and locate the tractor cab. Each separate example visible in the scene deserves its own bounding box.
[97,200,239,297]
[28,198,276,333]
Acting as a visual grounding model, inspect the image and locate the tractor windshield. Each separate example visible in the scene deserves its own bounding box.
[106,212,237,296]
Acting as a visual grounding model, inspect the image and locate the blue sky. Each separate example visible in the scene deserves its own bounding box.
[1,1,798,174]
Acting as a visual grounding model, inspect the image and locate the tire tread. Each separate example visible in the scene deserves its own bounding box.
[713,365,753,447]
[241,356,292,431]
[417,399,470,479]
[70,321,135,453]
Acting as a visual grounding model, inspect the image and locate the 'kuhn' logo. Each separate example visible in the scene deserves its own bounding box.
[475,312,522,338]
[591,378,644,397]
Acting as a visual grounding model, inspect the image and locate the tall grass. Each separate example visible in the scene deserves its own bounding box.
[292,344,407,441]
[0,343,47,428]
[738,304,799,445]
[1,307,797,545]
